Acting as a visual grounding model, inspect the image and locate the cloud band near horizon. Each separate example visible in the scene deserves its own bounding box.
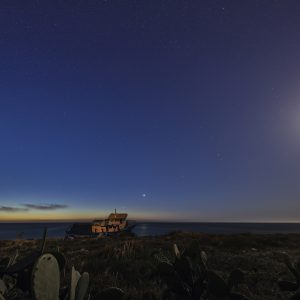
[0,203,68,212]
[23,204,68,210]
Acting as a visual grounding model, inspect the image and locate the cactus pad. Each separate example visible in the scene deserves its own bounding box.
[70,266,81,300]
[75,272,89,300]
[31,253,60,300]
[51,252,67,276]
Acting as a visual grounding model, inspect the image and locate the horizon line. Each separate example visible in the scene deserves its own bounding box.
[1,219,300,224]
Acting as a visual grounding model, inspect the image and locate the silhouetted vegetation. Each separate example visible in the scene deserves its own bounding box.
[1,231,300,299]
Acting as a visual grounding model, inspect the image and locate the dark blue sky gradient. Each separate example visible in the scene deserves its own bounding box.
[1,1,300,221]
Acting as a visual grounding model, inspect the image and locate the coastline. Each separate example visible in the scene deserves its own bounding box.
[3,221,300,240]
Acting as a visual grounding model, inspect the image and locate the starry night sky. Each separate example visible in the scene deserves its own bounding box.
[1,1,300,222]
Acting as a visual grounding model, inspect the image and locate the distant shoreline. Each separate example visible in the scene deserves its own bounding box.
[3,222,300,240]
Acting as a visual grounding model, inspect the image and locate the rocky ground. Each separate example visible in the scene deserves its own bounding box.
[1,231,300,299]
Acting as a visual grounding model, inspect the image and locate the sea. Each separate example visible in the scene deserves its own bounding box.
[1,222,300,240]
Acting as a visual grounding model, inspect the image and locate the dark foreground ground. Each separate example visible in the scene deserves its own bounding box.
[1,232,300,299]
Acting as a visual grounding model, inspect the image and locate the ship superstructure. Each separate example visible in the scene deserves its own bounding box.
[66,209,135,238]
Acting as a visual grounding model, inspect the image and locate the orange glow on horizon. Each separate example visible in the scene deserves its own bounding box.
[0,209,174,222]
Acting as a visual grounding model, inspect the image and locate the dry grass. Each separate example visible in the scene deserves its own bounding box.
[1,232,300,299]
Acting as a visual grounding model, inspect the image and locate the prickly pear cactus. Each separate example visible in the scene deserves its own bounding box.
[70,266,81,300]
[51,252,67,277]
[31,253,60,300]
[75,272,89,300]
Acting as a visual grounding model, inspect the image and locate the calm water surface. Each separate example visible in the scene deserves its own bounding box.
[1,222,300,240]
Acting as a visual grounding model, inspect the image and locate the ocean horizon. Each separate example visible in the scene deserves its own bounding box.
[2,222,300,240]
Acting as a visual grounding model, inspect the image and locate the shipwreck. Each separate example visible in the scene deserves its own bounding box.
[66,209,135,238]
